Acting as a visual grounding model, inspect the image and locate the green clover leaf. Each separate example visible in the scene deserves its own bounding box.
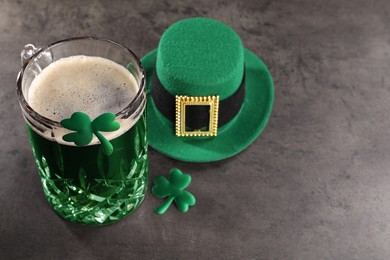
[61,112,93,146]
[152,168,196,214]
[60,112,120,155]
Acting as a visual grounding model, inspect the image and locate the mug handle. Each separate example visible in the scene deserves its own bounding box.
[21,44,42,66]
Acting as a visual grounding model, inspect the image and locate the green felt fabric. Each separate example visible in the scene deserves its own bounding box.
[142,17,274,162]
[142,48,274,162]
[156,18,244,99]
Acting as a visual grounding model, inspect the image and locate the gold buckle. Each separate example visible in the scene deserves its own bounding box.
[175,95,219,137]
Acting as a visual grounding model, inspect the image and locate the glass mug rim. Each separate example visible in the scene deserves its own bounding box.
[16,36,146,128]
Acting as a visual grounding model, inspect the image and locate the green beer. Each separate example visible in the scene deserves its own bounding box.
[27,115,147,225]
[17,38,147,225]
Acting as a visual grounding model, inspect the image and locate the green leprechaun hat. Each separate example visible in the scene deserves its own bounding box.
[141,17,274,162]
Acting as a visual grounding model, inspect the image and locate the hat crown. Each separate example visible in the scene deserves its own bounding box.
[156,18,244,100]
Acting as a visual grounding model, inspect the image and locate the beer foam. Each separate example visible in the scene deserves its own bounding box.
[28,55,138,122]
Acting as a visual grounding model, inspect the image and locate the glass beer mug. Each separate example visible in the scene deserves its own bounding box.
[16,37,148,225]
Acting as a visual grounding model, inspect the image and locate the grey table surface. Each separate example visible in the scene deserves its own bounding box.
[1,0,390,259]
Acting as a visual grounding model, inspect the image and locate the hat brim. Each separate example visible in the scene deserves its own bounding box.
[141,49,274,162]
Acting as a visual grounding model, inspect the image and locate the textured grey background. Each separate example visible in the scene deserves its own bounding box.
[1,0,390,259]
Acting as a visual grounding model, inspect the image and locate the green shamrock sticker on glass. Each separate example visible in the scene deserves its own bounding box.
[152,168,196,214]
[60,112,120,155]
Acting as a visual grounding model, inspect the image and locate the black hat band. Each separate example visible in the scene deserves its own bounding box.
[152,68,246,133]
